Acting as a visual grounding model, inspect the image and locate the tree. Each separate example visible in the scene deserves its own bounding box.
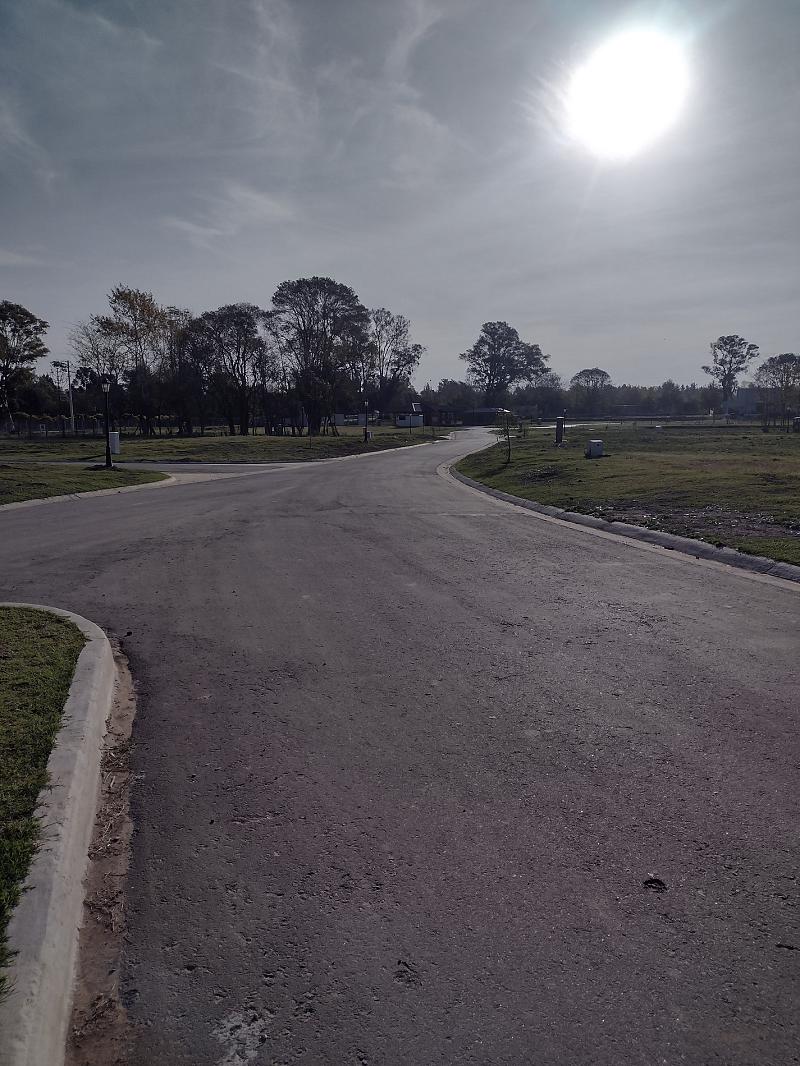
[752,353,800,429]
[702,335,759,406]
[512,371,565,418]
[494,408,517,465]
[0,301,49,426]
[433,378,479,412]
[460,322,547,406]
[657,379,682,415]
[200,304,268,435]
[368,308,424,411]
[70,318,127,385]
[86,286,171,435]
[271,277,369,435]
[157,308,210,436]
[569,368,612,415]
[95,286,168,370]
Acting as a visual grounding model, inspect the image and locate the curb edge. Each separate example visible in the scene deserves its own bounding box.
[0,474,176,514]
[444,464,800,587]
[0,604,116,1066]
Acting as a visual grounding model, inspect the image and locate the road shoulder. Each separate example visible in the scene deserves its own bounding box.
[442,460,800,587]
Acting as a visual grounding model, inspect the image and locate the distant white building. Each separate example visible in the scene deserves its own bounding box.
[395,402,424,428]
[333,412,371,427]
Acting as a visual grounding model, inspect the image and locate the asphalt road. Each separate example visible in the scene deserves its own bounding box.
[1,430,798,1065]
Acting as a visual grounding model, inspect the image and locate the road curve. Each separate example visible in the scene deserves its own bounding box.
[1,429,797,1065]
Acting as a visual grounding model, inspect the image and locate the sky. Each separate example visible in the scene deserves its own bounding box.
[0,0,798,387]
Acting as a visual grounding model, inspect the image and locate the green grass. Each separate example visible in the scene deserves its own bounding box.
[0,464,167,505]
[0,425,447,464]
[0,607,86,998]
[457,425,800,566]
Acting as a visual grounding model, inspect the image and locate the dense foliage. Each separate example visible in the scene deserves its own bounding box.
[1,289,797,432]
[2,281,425,437]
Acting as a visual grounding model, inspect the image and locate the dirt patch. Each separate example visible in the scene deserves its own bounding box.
[519,464,564,483]
[65,642,135,1066]
[586,501,800,543]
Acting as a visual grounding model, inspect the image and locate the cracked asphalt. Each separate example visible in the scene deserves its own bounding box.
[1,429,798,1065]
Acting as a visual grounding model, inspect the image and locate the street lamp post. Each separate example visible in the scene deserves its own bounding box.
[101,382,112,469]
[364,399,369,442]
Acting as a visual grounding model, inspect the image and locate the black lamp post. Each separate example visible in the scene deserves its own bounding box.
[364,399,369,442]
[101,381,112,469]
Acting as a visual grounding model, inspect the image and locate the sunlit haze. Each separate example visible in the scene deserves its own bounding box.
[565,29,690,159]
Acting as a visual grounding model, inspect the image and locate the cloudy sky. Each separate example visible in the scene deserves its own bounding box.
[1,0,797,386]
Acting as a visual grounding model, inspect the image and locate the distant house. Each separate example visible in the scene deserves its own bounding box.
[461,406,512,426]
[333,412,374,427]
[395,402,424,428]
[418,402,461,426]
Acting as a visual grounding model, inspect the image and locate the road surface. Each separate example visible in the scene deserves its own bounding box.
[1,430,798,1065]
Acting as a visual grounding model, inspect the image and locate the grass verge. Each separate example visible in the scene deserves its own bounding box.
[457,424,800,566]
[0,464,167,506]
[0,426,447,465]
[0,607,86,998]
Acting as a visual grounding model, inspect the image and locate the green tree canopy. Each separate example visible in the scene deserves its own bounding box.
[0,301,49,421]
[702,335,759,403]
[460,321,547,406]
[272,277,369,435]
[752,352,800,425]
[368,308,424,412]
[569,367,612,414]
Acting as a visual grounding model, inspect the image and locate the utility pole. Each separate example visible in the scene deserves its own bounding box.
[66,359,75,435]
[53,360,76,435]
[52,362,65,436]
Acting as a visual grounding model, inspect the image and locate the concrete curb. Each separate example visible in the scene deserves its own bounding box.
[444,464,800,587]
[0,605,116,1066]
[0,474,175,514]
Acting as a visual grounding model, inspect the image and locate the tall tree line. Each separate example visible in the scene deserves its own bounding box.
[3,279,425,437]
[2,298,797,429]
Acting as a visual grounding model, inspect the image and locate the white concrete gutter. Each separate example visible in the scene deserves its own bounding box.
[0,605,115,1066]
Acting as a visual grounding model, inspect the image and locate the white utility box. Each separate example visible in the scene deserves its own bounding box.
[109,431,121,455]
[586,439,603,459]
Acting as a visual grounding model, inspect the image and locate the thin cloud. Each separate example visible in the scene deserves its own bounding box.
[0,95,58,187]
[384,0,445,84]
[163,181,295,246]
[0,248,45,267]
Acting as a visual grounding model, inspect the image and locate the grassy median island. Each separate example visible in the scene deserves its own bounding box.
[0,425,446,465]
[0,463,167,506]
[457,424,800,566]
[0,607,86,998]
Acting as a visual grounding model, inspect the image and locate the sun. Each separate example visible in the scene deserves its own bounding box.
[565,29,690,160]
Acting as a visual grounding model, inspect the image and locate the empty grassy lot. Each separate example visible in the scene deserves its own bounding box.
[0,607,86,998]
[0,425,446,464]
[457,424,800,566]
[0,464,167,506]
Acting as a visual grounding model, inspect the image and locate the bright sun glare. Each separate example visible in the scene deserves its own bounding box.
[565,29,690,160]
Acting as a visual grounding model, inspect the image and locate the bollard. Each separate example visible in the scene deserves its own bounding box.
[555,416,565,445]
[585,439,603,459]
